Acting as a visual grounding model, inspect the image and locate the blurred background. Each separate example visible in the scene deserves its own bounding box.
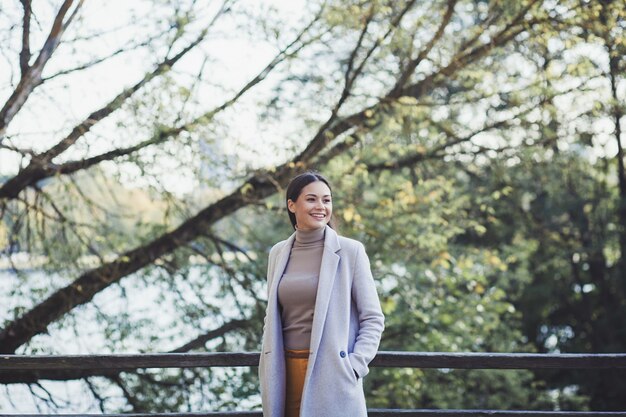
[0,0,624,413]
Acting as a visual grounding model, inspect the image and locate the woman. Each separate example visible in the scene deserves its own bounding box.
[259,171,385,417]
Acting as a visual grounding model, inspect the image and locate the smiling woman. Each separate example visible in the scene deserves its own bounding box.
[259,170,385,417]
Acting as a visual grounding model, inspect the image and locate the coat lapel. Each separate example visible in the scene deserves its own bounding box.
[269,232,296,300]
[306,225,341,378]
[265,231,295,354]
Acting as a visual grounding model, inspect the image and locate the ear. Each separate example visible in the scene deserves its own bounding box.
[287,199,296,213]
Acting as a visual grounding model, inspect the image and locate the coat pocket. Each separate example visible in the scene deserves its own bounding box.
[341,355,358,384]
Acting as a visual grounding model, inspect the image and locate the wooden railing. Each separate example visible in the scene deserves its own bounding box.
[1,351,626,416]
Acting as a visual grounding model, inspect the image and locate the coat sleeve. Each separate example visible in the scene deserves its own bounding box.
[259,242,281,383]
[349,242,385,379]
[262,243,281,335]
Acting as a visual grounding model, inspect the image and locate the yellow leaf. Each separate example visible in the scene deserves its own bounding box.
[343,207,355,222]
[240,183,254,195]
[398,96,418,105]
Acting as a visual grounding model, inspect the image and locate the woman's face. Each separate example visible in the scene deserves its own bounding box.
[288,181,333,231]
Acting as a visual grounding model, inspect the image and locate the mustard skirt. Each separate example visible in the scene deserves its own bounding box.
[284,348,310,417]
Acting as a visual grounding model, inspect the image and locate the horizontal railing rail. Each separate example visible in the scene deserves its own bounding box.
[3,351,626,370]
[1,351,625,416]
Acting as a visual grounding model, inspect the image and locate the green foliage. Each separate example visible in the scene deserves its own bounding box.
[1,0,625,412]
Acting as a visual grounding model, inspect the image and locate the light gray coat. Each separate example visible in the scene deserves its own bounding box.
[259,225,385,417]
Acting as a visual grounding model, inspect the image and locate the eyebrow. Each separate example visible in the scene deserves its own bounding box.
[305,193,332,197]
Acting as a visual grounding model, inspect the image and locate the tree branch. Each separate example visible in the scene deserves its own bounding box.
[399,0,542,99]
[367,80,583,173]
[390,0,457,96]
[294,0,417,164]
[0,31,207,200]
[171,319,252,353]
[0,0,81,139]
[42,29,175,82]
[19,0,32,76]
[0,5,325,201]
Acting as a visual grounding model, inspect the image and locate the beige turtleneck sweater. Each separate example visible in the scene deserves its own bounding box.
[278,225,325,350]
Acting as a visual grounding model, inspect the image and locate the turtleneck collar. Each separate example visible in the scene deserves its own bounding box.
[294,225,326,244]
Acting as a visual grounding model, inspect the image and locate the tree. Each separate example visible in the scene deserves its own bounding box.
[2,0,620,412]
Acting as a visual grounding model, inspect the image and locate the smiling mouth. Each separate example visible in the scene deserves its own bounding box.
[310,213,326,219]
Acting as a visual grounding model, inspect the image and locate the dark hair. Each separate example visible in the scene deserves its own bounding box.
[285,170,336,230]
